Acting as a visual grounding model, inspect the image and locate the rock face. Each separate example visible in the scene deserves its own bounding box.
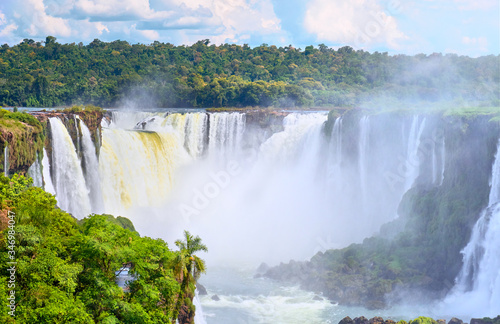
[0,110,44,175]
[339,317,468,324]
[196,283,208,295]
[470,317,500,324]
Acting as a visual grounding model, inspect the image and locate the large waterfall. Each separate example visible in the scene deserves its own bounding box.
[49,117,92,219]
[441,139,500,317]
[30,109,499,321]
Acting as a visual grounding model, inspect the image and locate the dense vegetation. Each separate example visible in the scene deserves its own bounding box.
[0,173,205,323]
[0,37,498,108]
[0,109,45,175]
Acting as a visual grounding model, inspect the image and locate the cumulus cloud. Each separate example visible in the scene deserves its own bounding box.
[454,0,498,10]
[462,36,488,52]
[22,0,72,37]
[1,0,284,46]
[304,0,407,49]
[136,0,283,44]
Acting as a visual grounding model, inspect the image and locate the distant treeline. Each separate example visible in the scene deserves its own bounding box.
[0,37,498,108]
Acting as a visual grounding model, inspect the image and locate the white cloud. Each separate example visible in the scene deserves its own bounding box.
[304,0,407,49]
[462,36,488,52]
[0,10,6,25]
[0,24,18,38]
[139,29,159,40]
[454,0,498,10]
[13,0,72,37]
[133,0,283,44]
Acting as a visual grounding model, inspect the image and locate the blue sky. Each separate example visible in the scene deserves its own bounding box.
[0,0,498,57]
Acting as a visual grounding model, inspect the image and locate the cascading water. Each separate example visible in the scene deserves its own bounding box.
[27,153,43,187]
[73,115,81,155]
[326,116,343,195]
[49,117,92,219]
[77,116,104,213]
[98,126,190,215]
[41,147,56,195]
[403,115,426,192]
[208,112,246,157]
[358,116,370,208]
[442,138,500,317]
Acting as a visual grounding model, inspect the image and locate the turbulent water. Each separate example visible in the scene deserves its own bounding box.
[33,110,499,322]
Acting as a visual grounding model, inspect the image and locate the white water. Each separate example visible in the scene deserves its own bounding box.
[49,117,91,219]
[358,115,370,208]
[441,139,500,317]
[41,148,56,195]
[27,153,43,187]
[403,116,426,192]
[77,116,104,213]
[193,289,207,324]
[208,112,246,157]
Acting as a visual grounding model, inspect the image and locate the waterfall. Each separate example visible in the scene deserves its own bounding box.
[49,117,92,219]
[358,116,370,207]
[193,289,207,324]
[159,113,208,158]
[41,148,56,195]
[3,145,8,177]
[98,127,190,215]
[77,116,104,213]
[27,154,43,187]
[326,117,342,194]
[442,138,500,317]
[208,113,246,157]
[403,116,426,192]
[74,115,81,155]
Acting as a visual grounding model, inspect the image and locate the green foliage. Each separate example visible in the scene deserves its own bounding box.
[63,104,105,113]
[0,173,198,322]
[0,39,497,108]
[409,317,437,324]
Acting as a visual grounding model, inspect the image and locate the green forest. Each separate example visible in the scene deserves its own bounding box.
[0,173,206,323]
[0,37,498,108]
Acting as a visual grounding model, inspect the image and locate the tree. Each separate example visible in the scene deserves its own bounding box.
[171,230,207,324]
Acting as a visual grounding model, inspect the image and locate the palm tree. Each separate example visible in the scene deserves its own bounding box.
[171,230,207,324]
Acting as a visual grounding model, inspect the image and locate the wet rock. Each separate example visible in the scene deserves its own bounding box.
[448,318,464,324]
[369,317,385,324]
[312,295,323,301]
[211,294,220,301]
[339,316,355,324]
[196,283,207,295]
[256,262,270,274]
[354,316,369,324]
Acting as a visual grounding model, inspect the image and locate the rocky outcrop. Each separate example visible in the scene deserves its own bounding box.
[31,109,103,155]
[0,110,44,175]
[470,317,500,324]
[338,317,474,324]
